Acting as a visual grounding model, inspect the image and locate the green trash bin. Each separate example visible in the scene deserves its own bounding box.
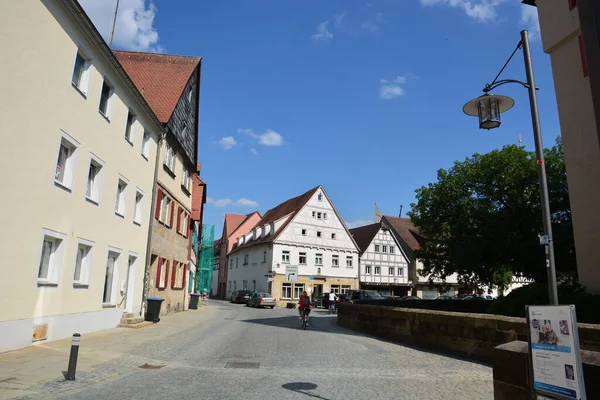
[145,297,164,323]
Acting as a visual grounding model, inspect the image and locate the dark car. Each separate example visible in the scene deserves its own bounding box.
[230,290,253,304]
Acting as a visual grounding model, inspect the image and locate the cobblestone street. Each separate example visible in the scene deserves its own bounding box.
[0,302,493,400]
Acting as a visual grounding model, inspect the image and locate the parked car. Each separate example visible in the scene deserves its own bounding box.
[462,294,487,300]
[436,295,454,300]
[230,290,253,304]
[401,295,422,300]
[246,292,276,308]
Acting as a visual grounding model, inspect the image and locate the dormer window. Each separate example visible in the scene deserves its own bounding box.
[318,193,323,202]
[252,230,257,240]
[269,222,275,235]
[261,226,266,238]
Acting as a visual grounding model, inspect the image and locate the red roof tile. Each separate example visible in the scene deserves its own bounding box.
[113,50,201,123]
[349,223,381,255]
[225,214,248,238]
[383,216,424,251]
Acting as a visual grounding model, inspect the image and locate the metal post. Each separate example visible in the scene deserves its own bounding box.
[65,333,81,380]
[521,30,559,305]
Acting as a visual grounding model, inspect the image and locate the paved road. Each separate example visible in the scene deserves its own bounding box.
[16,302,493,400]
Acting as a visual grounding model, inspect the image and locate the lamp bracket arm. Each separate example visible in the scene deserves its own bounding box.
[483,79,538,93]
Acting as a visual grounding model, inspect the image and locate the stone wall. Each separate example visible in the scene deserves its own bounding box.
[493,341,600,399]
[337,304,600,363]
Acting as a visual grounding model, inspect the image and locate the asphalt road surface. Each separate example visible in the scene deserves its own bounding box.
[25,301,493,399]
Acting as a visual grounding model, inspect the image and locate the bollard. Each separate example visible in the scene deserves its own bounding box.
[65,333,81,381]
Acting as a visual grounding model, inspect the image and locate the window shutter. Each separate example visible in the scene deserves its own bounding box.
[578,35,588,77]
[171,261,177,288]
[155,257,163,288]
[182,264,187,291]
[177,207,182,232]
[569,0,577,11]
[154,189,163,219]
[170,202,175,227]
[164,260,170,288]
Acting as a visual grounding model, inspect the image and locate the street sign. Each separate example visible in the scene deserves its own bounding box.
[309,275,315,281]
[285,265,298,282]
[526,305,587,400]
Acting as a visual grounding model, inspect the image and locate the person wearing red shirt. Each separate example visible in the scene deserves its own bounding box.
[298,291,312,325]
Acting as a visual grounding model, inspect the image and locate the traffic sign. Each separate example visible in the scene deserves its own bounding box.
[309,275,315,281]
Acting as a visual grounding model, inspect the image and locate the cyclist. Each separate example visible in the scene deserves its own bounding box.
[329,292,338,312]
[298,291,312,326]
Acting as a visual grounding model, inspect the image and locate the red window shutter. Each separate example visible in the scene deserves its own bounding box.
[177,207,182,232]
[569,0,577,11]
[155,257,163,288]
[170,202,175,227]
[164,260,170,288]
[182,264,187,290]
[154,190,163,219]
[171,261,177,288]
[579,35,589,77]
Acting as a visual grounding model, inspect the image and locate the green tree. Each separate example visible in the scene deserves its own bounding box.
[407,139,576,290]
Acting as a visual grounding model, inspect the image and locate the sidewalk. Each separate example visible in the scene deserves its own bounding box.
[0,305,217,400]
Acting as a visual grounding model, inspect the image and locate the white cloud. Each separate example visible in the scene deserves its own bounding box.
[312,20,334,41]
[334,12,346,28]
[238,128,284,147]
[361,12,385,32]
[419,0,507,23]
[379,75,412,100]
[346,219,374,229]
[519,5,540,41]
[250,148,259,156]
[79,0,163,52]
[234,198,259,208]
[207,197,232,208]
[218,136,237,150]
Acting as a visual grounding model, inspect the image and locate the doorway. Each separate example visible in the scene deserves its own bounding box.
[124,255,137,312]
[313,284,323,298]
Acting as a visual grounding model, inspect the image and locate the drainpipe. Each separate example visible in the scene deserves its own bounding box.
[140,130,166,316]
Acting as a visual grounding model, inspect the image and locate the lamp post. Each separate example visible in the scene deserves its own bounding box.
[462,30,559,305]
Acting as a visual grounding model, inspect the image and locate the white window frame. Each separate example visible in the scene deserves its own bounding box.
[142,131,151,160]
[312,211,316,218]
[244,254,249,265]
[331,285,340,294]
[342,285,351,294]
[299,252,307,265]
[98,79,114,120]
[125,111,136,145]
[390,246,395,254]
[332,255,339,267]
[317,212,322,220]
[365,265,372,274]
[175,261,185,288]
[182,169,192,193]
[389,267,395,276]
[382,245,388,253]
[293,283,305,299]
[315,253,323,265]
[242,280,248,290]
[37,228,67,286]
[71,50,92,97]
[317,194,323,201]
[282,250,290,263]
[375,266,381,275]
[182,211,189,237]
[301,229,306,236]
[85,153,105,205]
[323,213,328,220]
[133,188,144,225]
[103,247,122,305]
[262,251,267,263]
[282,283,292,299]
[398,267,404,276]
[54,130,80,192]
[164,143,175,173]
[346,256,353,268]
[115,175,129,218]
[73,238,94,287]
[374,245,380,252]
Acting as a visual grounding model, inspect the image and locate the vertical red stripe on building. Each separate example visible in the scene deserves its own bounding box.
[579,35,588,77]
[177,207,182,232]
[171,261,177,288]
[154,189,163,219]
[182,263,187,291]
[156,257,162,288]
[170,201,175,227]
[569,0,577,11]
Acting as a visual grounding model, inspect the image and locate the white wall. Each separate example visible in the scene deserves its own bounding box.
[227,244,271,295]
[359,228,409,284]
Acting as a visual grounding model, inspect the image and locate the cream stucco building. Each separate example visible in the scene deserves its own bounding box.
[523,0,600,293]
[0,0,163,352]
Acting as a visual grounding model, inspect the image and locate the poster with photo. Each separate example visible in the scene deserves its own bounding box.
[527,305,586,399]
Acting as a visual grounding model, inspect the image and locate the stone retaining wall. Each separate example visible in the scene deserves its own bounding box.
[337,304,600,363]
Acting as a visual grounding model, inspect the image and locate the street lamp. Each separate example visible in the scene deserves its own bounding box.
[462,30,559,305]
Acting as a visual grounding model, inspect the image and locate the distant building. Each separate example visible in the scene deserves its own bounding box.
[522,0,600,293]
[114,50,202,315]
[350,222,411,297]
[0,0,163,352]
[227,186,360,305]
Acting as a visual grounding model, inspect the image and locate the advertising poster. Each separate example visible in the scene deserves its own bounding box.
[527,305,586,400]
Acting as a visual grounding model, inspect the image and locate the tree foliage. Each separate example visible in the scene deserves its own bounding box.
[407,139,576,290]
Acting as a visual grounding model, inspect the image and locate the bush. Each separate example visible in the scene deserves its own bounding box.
[487,283,600,324]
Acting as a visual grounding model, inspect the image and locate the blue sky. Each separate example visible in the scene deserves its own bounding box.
[81,0,559,236]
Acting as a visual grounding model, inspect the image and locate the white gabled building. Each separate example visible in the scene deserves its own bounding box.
[349,222,411,297]
[227,186,360,305]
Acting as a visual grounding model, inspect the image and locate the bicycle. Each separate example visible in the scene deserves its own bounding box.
[301,309,310,330]
[329,302,337,315]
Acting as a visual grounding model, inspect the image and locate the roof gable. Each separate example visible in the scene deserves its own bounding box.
[113,50,201,123]
[382,216,425,257]
[349,223,381,255]
[224,214,247,238]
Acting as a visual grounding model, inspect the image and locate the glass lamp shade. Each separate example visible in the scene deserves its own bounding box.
[463,94,515,130]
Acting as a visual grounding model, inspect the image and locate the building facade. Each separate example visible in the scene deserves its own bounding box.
[114,51,202,315]
[216,212,262,299]
[0,0,163,352]
[227,186,360,306]
[524,0,600,293]
[189,163,207,299]
[350,223,411,297]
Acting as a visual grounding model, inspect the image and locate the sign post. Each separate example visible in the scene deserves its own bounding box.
[526,305,587,399]
[285,265,298,282]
